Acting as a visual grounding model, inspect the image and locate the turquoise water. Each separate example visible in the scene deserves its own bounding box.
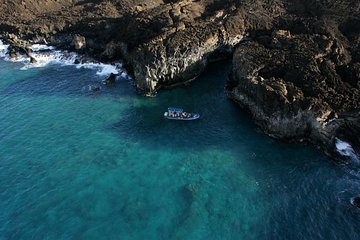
[0,59,360,239]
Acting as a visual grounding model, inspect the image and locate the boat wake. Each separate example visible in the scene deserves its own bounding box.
[0,40,126,77]
[335,138,360,163]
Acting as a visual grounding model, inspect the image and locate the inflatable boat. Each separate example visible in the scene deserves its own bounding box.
[164,107,200,120]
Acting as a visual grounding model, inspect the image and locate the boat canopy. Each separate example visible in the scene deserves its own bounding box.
[168,107,183,113]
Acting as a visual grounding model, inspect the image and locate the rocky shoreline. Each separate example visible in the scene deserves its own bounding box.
[0,0,359,161]
[227,33,360,159]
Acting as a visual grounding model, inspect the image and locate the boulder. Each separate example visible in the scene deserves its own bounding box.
[72,34,86,50]
[9,51,19,59]
[102,73,117,85]
[30,56,37,63]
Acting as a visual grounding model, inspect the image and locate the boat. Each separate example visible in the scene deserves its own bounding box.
[164,107,200,120]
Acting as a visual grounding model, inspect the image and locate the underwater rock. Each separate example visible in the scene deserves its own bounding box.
[182,183,200,203]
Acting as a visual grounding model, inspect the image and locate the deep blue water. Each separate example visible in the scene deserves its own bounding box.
[0,58,360,240]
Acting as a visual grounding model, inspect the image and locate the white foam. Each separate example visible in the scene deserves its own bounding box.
[75,62,120,76]
[336,138,359,163]
[0,40,9,58]
[120,71,129,79]
[0,39,127,78]
[19,50,78,70]
[29,44,55,51]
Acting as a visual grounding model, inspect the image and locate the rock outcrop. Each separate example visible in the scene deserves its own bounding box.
[226,0,360,159]
[102,73,117,85]
[72,34,86,50]
[4,34,38,62]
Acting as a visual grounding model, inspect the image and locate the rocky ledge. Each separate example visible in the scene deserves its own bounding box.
[226,1,360,159]
[0,0,359,159]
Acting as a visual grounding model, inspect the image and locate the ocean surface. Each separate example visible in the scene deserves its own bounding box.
[0,44,360,240]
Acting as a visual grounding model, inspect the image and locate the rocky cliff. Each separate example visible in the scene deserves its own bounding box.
[226,0,360,159]
[0,0,282,94]
[0,0,359,159]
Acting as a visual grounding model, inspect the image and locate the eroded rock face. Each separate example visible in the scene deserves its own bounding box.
[112,1,249,95]
[227,0,360,157]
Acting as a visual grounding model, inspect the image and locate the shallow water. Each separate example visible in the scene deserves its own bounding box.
[0,58,360,240]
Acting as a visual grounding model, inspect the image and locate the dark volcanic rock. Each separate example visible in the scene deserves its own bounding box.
[227,1,360,158]
[29,56,37,63]
[114,1,248,95]
[102,73,117,85]
[9,51,19,59]
[72,34,86,50]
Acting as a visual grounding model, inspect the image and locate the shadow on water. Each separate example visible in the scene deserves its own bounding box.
[108,60,268,153]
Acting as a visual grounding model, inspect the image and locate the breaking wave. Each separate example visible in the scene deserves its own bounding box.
[28,44,55,52]
[0,40,124,77]
[335,138,359,163]
[0,40,9,58]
